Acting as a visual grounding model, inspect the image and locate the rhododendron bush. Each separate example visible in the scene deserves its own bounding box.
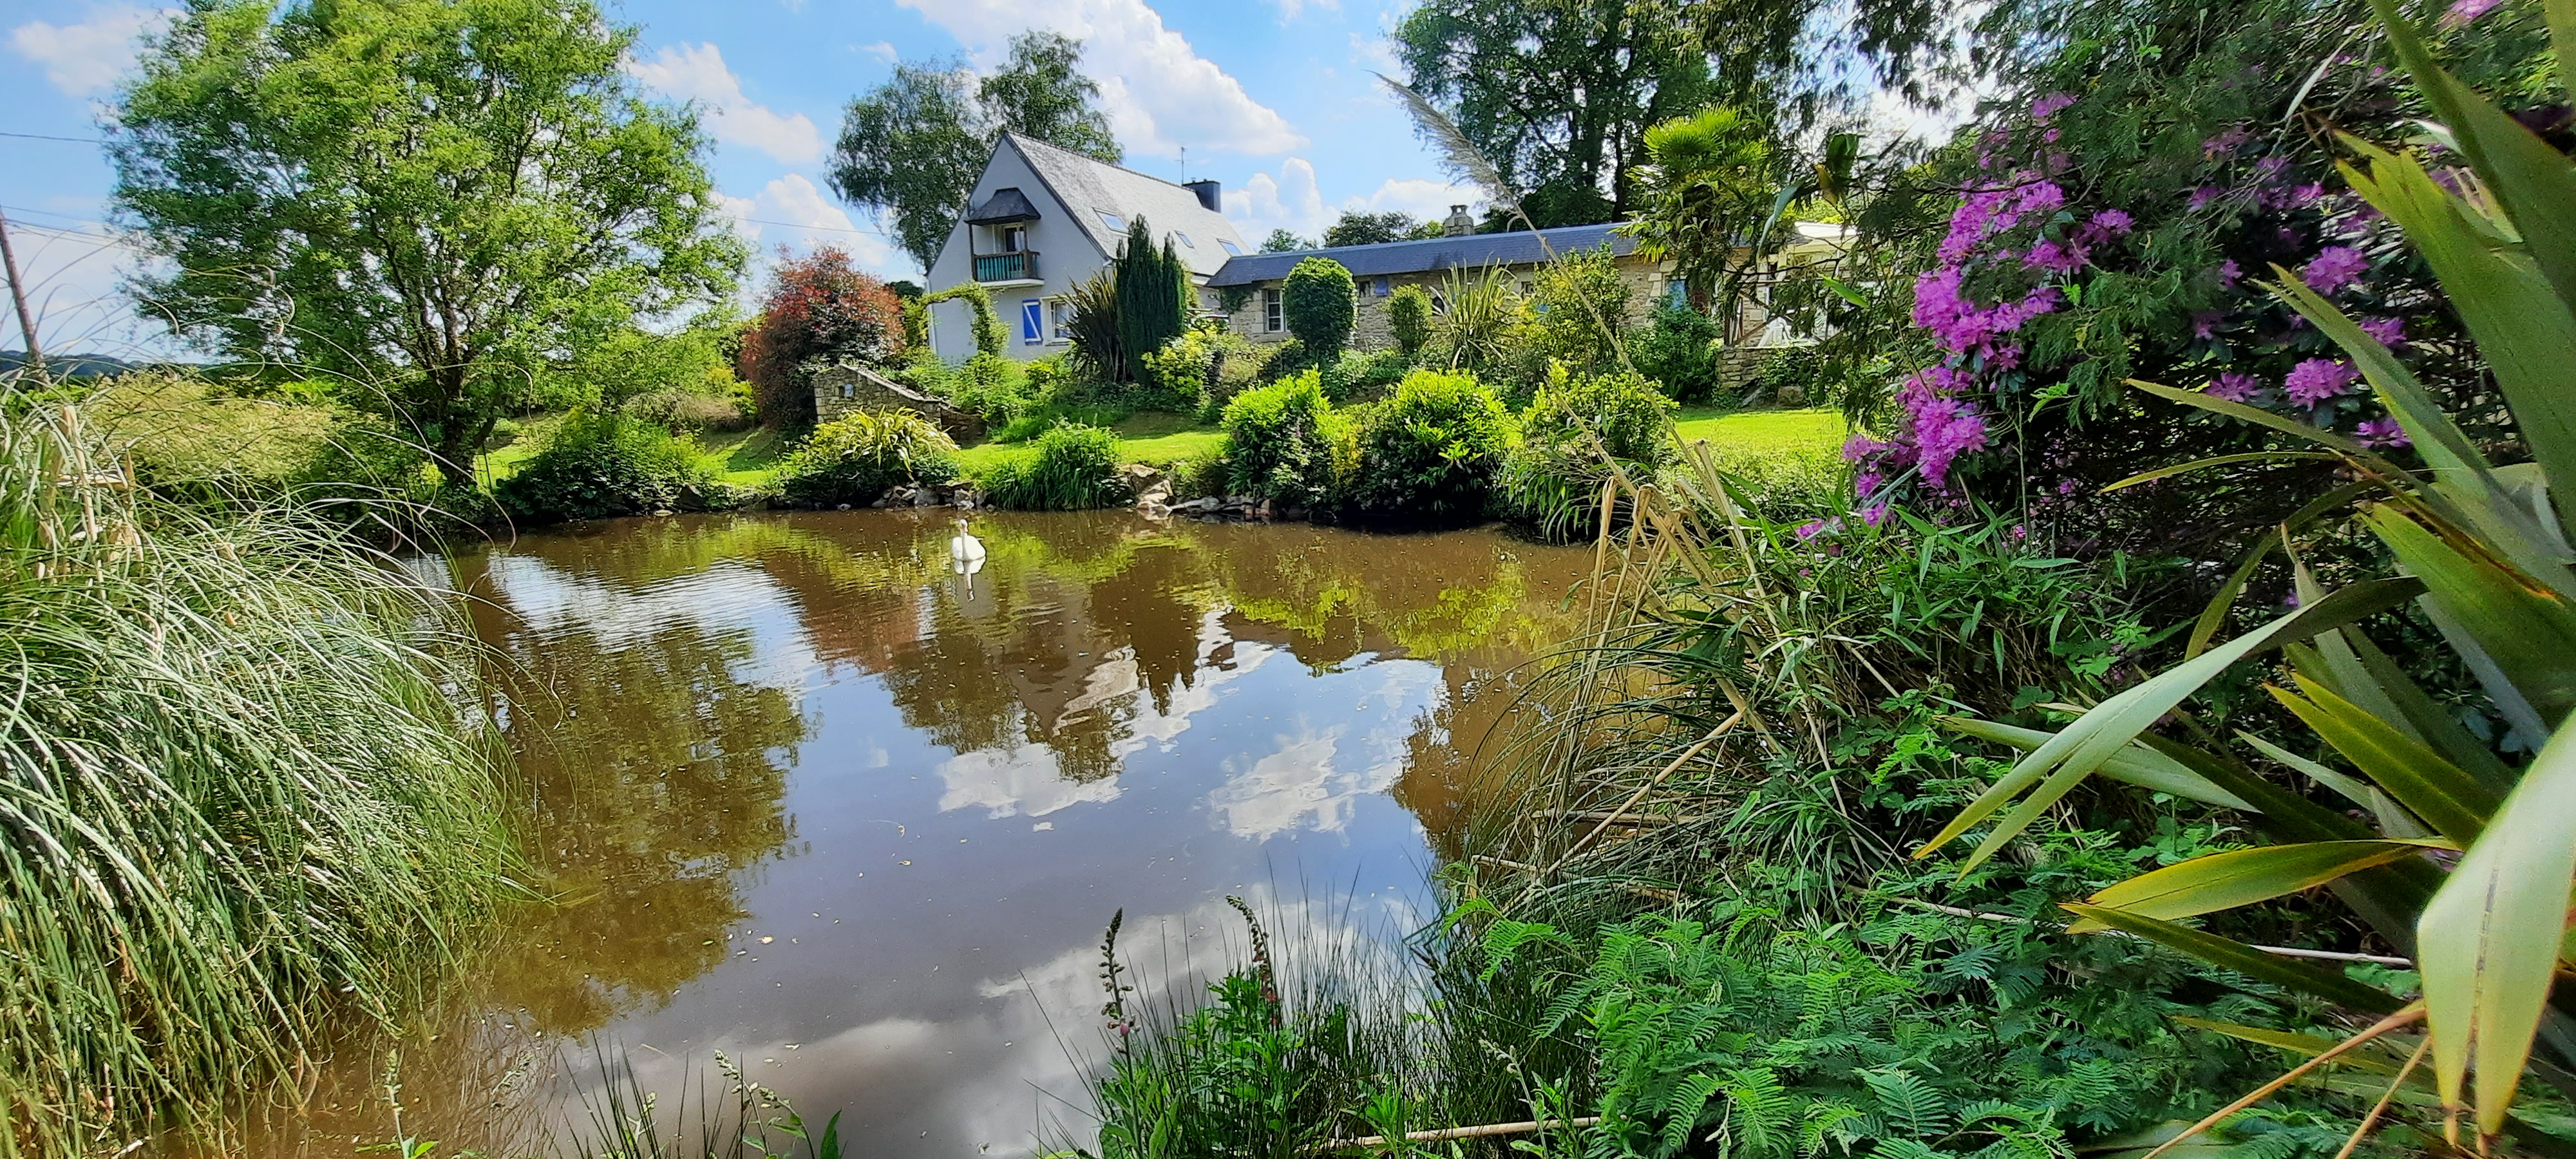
[1816,0,2550,549]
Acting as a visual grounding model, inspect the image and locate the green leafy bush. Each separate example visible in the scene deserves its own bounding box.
[1520,245,1632,382]
[1218,371,1353,506]
[496,412,717,523]
[1631,301,1726,403]
[775,408,960,507]
[1502,364,1678,539]
[1750,343,1830,407]
[1349,368,1513,522]
[1387,284,1432,361]
[977,421,1126,511]
[1283,258,1357,365]
[1324,348,1409,404]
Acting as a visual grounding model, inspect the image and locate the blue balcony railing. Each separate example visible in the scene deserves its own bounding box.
[974,251,1037,282]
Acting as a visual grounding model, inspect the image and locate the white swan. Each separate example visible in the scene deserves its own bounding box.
[949,517,987,594]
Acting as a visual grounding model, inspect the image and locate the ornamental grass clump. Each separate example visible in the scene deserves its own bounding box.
[978,421,1126,511]
[1501,363,1677,541]
[776,408,960,507]
[0,393,510,1157]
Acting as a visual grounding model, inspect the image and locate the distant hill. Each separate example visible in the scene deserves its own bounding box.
[1,351,153,378]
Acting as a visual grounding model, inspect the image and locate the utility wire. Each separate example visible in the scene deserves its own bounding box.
[0,131,104,144]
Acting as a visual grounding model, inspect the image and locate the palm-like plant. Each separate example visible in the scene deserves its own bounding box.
[1915,3,2576,1151]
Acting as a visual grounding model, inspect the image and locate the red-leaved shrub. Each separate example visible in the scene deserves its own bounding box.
[739,247,905,427]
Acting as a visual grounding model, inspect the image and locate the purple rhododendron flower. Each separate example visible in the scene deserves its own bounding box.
[2443,0,2503,25]
[2286,358,2362,404]
[2358,316,2406,348]
[2022,238,2088,274]
[2304,245,2368,292]
[2356,417,2412,448]
[2092,209,2134,234]
[2202,126,2251,157]
[2254,156,2290,180]
[2193,312,2223,339]
[2217,259,2242,288]
[2031,91,2078,120]
[2018,181,2067,214]
[2188,185,2226,211]
[2207,372,2262,402]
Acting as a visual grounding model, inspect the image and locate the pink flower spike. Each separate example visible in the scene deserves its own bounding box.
[2285,358,2362,405]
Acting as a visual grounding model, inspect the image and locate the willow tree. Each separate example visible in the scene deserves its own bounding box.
[112,0,744,484]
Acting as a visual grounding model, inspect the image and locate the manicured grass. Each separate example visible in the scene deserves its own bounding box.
[695,424,795,484]
[1672,406,1848,453]
[956,410,1222,475]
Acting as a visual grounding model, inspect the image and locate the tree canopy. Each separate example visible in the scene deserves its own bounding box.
[829,31,1121,273]
[111,0,744,482]
[1322,211,1446,247]
[1260,229,1311,253]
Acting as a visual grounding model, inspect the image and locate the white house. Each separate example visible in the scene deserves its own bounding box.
[923,133,1249,361]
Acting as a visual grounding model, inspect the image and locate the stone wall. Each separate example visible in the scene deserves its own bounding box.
[810,361,987,442]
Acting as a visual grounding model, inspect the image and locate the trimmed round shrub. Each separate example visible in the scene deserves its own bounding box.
[1387,284,1432,360]
[1349,368,1513,522]
[1283,257,1357,364]
[777,408,961,507]
[497,412,715,523]
[979,421,1126,510]
[1502,364,1678,540]
[1219,370,1353,506]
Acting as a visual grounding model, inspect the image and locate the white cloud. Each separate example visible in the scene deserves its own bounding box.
[858,40,899,62]
[720,173,904,274]
[1223,158,1327,240]
[891,0,1303,159]
[623,42,824,165]
[938,742,1124,818]
[1205,662,1444,839]
[10,5,175,97]
[1275,0,1341,20]
[1341,176,1481,225]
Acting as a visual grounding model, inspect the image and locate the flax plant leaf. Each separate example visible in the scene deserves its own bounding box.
[1914,578,2423,869]
[2069,839,2451,932]
[1935,716,2253,810]
[2363,504,2576,730]
[2265,677,2500,847]
[2417,715,2576,1138]
[2062,905,2405,1013]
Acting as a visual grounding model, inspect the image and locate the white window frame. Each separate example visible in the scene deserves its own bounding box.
[1097,210,1126,232]
[1048,297,1074,344]
[1262,287,1283,332]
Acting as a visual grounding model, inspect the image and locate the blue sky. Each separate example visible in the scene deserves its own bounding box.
[2,0,1485,357]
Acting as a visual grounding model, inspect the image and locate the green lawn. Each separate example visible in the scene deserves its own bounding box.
[1672,406,1848,453]
[954,410,1222,475]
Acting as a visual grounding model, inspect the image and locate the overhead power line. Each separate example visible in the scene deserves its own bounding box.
[0,131,105,144]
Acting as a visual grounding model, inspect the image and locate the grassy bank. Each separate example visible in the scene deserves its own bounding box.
[1,392,512,1156]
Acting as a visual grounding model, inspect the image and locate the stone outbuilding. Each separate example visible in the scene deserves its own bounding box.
[810,361,987,442]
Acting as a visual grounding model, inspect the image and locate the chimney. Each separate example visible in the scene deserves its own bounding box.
[1184,179,1222,212]
[1443,203,1475,237]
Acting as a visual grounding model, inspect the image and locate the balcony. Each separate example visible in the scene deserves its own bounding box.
[974,251,1039,285]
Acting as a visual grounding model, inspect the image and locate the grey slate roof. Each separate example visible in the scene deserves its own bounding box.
[1205,223,1639,287]
[1005,133,1246,278]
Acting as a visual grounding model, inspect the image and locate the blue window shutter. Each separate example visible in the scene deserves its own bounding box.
[1021,299,1043,344]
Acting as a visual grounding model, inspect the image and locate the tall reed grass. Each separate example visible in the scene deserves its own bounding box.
[0,390,511,1156]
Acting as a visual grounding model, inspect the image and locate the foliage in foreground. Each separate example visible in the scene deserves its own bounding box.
[1501,364,1678,541]
[1913,9,2576,1146]
[0,392,510,1157]
[776,408,960,507]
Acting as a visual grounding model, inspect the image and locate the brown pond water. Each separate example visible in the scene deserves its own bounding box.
[240,509,1587,1158]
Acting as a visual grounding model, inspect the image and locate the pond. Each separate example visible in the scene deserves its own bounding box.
[244,509,1589,1157]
